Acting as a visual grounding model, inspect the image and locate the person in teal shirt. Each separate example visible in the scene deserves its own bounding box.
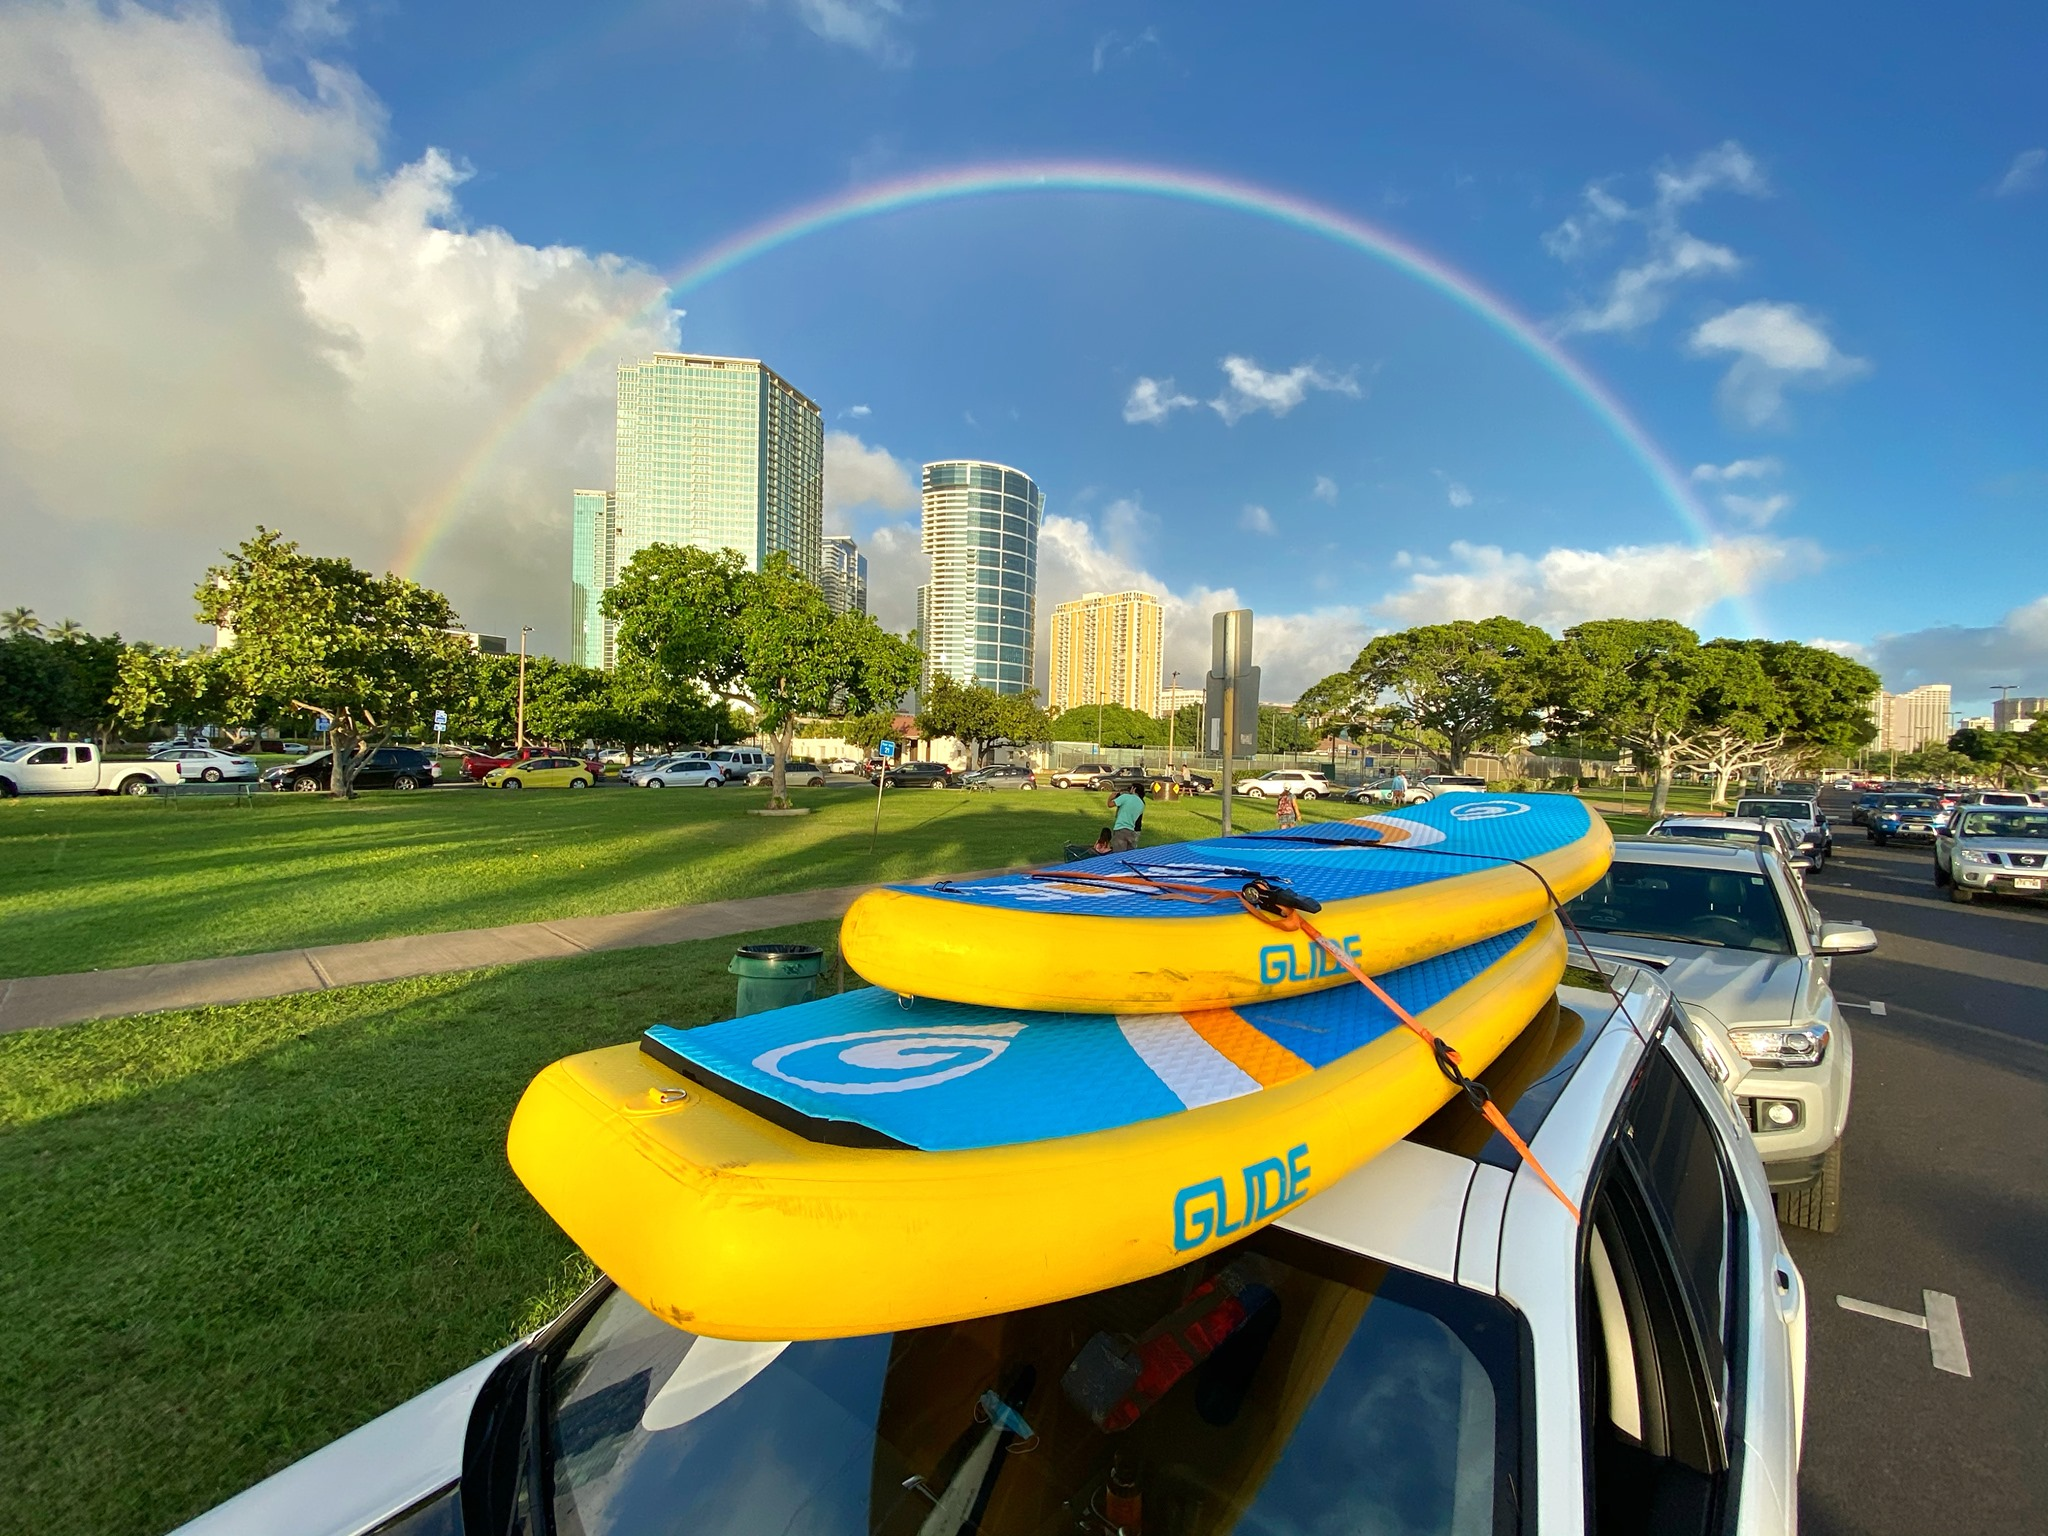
[1108,787,1146,851]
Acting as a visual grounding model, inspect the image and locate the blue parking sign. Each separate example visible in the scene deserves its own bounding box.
[315,715,331,733]
[877,740,896,759]
[433,709,448,732]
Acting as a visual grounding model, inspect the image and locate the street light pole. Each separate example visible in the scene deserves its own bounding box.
[1166,669,1179,763]
[515,626,532,751]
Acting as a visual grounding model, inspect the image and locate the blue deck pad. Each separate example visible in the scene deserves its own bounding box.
[643,925,1535,1152]
[909,793,1592,920]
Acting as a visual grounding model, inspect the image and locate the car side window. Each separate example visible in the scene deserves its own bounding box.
[29,747,66,765]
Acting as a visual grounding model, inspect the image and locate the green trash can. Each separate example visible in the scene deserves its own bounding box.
[729,942,826,1017]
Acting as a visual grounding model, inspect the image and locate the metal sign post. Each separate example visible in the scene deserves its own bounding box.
[1205,610,1258,835]
[433,708,447,750]
[870,739,896,846]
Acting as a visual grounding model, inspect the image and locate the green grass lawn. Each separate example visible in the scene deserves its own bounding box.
[0,922,843,1536]
[0,785,1359,980]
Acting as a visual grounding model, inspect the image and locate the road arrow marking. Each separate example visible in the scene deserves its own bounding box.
[1837,1291,1971,1376]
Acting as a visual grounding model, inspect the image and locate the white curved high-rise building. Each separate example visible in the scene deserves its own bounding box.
[917,460,1041,696]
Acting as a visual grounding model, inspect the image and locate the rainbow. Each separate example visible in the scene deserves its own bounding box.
[395,160,1748,628]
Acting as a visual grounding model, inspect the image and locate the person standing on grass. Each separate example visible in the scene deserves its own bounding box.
[1108,786,1146,852]
[1274,785,1300,829]
[1389,769,1408,806]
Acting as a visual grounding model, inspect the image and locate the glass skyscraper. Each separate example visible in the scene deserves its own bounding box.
[570,489,619,668]
[822,535,868,616]
[917,460,1041,695]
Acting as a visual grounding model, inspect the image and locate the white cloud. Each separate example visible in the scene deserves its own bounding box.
[1805,637,1872,661]
[1718,492,1792,527]
[1376,536,1819,631]
[1445,481,1474,509]
[1691,456,1783,483]
[823,431,917,531]
[1209,355,1360,424]
[842,403,871,418]
[1311,475,1338,504]
[1689,301,1869,428]
[792,0,910,65]
[1993,148,2046,197]
[1091,25,1159,72]
[1547,141,1765,336]
[0,2,680,654]
[1239,504,1275,535]
[1123,376,1197,424]
[1868,595,2048,700]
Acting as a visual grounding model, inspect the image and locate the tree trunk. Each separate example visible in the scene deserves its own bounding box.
[1711,763,1734,806]
[1648,746,1676,819]
[331,722,358,799]
[768,719,797,808]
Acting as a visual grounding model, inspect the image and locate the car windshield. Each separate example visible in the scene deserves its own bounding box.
[1959,811,2048,839]
[1564,860,1794,954]
[534,1229,1521,1536]
[1737,799,1811,820]
[1880,797,1939,812]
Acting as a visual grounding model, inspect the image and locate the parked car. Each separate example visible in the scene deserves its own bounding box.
[0,742,180,797]
[958,763,1038,790]
[1933,803,2048,904]
[746,759,826,787]
[1771,779,1820,798]
[705,747,769,781]
[1645,814,1815,877]
[1049,759,1118,790]
[1953,788,2035,810]
[824,757,863,774]
[1866,794,1943,846]
[1735,794,1832,867]
[1564,836,1875,1229]
[1235,768,1332,799]
[175,961,1810,1536]
[634,754,724,788]
[149,745,260,783]
[1409,773,1489,800]
[874,760,956,789]
[263,747,441,793]
[1848,792,1885,826]
[482,756,593,789]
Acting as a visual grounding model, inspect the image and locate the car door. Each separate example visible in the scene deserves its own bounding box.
[15,745,77,792]
[356,749,397,788]
[1578,1039,1800,1536]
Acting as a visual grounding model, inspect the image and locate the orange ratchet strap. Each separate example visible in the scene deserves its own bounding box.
[1237,879,1581,1222]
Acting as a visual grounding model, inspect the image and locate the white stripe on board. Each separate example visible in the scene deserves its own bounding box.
[1116,1014,1262,1109]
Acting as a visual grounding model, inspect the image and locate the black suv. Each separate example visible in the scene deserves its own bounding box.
[874,760,956,789]
[264,746,439,793]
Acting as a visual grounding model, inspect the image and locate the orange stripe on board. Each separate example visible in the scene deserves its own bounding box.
[1181,1009,1313,1087]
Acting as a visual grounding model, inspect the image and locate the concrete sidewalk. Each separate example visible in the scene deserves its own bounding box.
[0,873,993,1035]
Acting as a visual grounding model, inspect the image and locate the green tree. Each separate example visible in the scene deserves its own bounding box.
[917,676,1052,768]
[195,528,474,797]
[2,629,129,743]
[110,644,214,743]
[1047,701,1163,748]
[1,607,41,639]
[1948,727,2048,786]
[0,635,66,739]
[606,545,921,806]
[1893,743,1976,780]
[837,713,898,752]
[1670,644,1788,805]
[1305,617,1554,773]
[1549,618,1713,819]
[1710,640,1881,761]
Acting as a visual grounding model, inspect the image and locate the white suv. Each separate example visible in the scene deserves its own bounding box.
[1234,768,1331,798]
[175,966,1809,1536]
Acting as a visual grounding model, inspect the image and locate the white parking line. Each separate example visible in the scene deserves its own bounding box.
[1836,999,1888,1016]
[1837,1291,1972,1377]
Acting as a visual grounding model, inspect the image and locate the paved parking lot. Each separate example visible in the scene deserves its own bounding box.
[1790,790,2047,1532]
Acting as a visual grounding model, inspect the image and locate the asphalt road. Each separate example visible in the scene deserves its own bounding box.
[1789,790,2048,1534]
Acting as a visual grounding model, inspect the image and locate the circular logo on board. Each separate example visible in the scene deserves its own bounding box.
[1448,799,1531,822]
[752,1023,1023,1095]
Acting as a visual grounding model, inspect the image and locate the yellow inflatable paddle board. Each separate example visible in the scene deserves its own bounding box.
[839,791,1608,1014]
[508,916,1566,1341]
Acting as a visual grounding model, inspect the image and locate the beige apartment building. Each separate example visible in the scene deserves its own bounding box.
[1048,590,1163,716]
[1868,683,1952,753]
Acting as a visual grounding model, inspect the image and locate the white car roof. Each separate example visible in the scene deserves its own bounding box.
[1610,836,1771,871]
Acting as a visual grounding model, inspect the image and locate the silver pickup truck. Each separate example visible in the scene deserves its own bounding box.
[0,741,182,797]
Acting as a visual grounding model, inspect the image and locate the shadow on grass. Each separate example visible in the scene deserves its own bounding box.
[0,921,839,1536]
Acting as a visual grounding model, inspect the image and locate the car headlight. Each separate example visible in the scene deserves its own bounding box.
[1958,848,1995,864]
[1726,1021,1830,1067]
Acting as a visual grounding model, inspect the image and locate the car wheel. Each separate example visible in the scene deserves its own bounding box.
[569,777,589,789]
[290,776,321,793]
[1245,786,1266,798]
[1871,833,1887,846]
[1302,789,1321,800]
[120,775,153,796]
[1949,883,1974,904]
[645,778,666,788]
[1776,1137,1843,1234]
[201,767,223,783]
[392,774,420,791]
[1021,780,1035,790]
[703,777,720,788]
[501,777,522,790]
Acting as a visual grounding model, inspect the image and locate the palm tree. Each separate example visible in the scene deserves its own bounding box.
[51,618,86,640]
[2,606,40,638]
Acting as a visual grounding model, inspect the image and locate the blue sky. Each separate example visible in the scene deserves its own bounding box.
[2,0,2043,709]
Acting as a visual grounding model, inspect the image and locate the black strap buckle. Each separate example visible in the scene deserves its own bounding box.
[1240,878,1323,917]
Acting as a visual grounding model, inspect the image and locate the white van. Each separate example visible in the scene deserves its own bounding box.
[704,747,769,781]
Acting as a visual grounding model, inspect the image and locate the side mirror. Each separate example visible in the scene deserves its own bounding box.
[1816,920,1878,955]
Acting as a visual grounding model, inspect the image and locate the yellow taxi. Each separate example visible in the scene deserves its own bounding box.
[481,755,594,790]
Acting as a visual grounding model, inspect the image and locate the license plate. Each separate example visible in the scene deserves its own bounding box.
[2014,877,2043,891]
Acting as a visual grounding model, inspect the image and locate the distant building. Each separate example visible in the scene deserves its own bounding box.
[1957,715,1994,732]
[1157,685,1205,719]
[822,535,868,617]
[917,460,1041,695]
[456,632,509,656]
[573,353,823,668]
[1992,696,2047,731]
[570,489,620,668]
[1048,591,1162,716]
[1869,684,1951,753]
